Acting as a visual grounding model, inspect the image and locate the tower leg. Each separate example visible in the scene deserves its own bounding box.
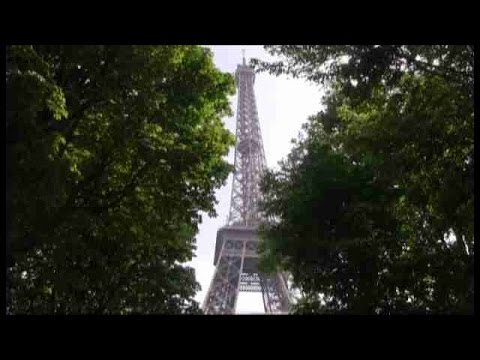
[202,240,245,314]
[259,272,290,314]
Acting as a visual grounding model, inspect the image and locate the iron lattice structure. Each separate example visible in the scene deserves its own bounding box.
[202,55,290,314]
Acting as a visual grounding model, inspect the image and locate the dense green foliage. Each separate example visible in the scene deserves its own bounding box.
[6,45,235,314]
[254,45,473,314]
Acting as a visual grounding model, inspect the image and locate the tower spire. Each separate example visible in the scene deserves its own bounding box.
[242,49,246,65]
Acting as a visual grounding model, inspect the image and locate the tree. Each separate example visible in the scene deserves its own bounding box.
[255,45,473,314]
[6,45,235,314]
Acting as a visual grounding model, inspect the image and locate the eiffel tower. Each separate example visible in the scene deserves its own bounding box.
[202,51,290,314]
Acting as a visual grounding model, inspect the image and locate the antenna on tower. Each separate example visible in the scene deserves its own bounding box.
[242,49,246,65]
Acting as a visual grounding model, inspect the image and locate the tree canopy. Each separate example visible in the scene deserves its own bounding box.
[6,45,235,314]
[254,45,473,314]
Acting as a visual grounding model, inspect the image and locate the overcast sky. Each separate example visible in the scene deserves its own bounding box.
[186,45,324,314]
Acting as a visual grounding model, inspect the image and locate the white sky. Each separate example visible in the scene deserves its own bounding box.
[185,45,324,314]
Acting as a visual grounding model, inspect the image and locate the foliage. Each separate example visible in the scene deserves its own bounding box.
[6,45,235,314]
[255,45,474,314]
